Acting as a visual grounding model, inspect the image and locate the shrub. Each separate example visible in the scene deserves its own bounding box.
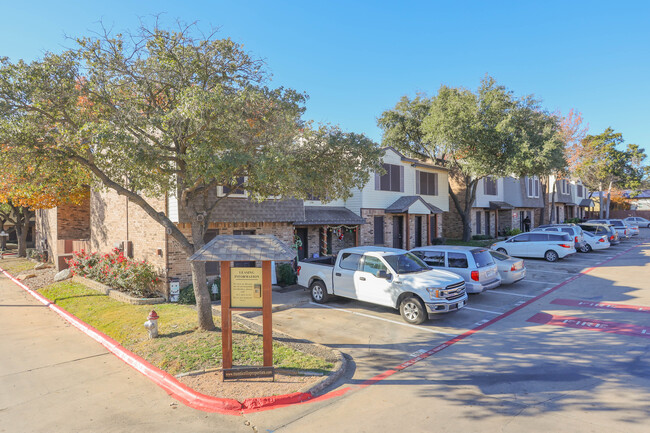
[178,278,221,305]
[430,237,446,245]
[565,218,581,224]
[505,228,522,237]
[472,234,493,240]
[276,263,297,286]
[66,248,161,298]
[28,249,48,262]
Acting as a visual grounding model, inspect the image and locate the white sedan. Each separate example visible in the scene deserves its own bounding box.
[624,216,650,228]
[490,232,576,262]
[582,231,610,252]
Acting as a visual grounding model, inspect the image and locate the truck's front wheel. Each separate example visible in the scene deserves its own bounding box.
[310,280,329,304]
[400,296,426,325]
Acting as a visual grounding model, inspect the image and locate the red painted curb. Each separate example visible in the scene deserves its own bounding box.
[0,268,323,414]
[2,241,644,413]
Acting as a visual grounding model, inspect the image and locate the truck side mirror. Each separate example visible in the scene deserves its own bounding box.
[378,270,391,280]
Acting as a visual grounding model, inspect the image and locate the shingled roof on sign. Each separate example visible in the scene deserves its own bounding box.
[187,235,296,262]
[579,198,595,207]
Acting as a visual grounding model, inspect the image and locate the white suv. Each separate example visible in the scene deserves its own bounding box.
[490,232,576,262]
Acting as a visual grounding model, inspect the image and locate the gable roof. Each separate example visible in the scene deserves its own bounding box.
[188,235,296,262]
[383,147,448,171]
[293,206,367,226]
[385,196,443,214]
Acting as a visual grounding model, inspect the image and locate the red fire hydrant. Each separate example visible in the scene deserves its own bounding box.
[144,310,159,339]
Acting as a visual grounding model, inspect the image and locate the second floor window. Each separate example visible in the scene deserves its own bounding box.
[484,177,497,195]
[416,171,438,196]
[222,176,246,196]
[376,163,403,192]
[526,176,539,198]
[560,179,569,195]
[577,184,583,197]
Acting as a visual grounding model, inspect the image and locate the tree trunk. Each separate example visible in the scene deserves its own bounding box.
[598,183,604,219]
[540,178,548,225]
[189,218,216,331]
[605,181,612,219]
[448,177,476,242]
[550,180,557,224]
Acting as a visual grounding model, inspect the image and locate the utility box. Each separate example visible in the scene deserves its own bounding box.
[169,278,180,302]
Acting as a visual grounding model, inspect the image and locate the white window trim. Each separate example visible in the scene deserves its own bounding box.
[526,176,539,198]
[218,177,249,198]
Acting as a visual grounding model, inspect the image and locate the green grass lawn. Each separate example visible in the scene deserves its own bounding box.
[0,257,36,274]
[39,281,333,375]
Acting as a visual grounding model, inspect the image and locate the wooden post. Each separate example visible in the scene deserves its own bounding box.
[220,261,232,369]
[405,214,410,250]
[261,261,273,367]
[426,214,431,245]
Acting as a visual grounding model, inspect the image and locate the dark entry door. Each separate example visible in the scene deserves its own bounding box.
[233,230,256,267]
[414,216,422,247]
[296,228,308,261]
[392,216,404,249]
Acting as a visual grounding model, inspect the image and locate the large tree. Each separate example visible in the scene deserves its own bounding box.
[379,76,563,240]
[0,23,383,330]
[573,128,647,217]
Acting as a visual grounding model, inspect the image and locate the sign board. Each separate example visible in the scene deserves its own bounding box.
[223,366,275,380]
[230,267,263,308]
[169,279,180,302]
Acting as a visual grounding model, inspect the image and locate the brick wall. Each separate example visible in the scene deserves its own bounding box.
[443,175,467,239]
[57,194,91,240]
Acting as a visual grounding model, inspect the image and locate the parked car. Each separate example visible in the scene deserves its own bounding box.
[582,230,611,252]
[487,250,526,284]
[410,246,501,293]
[587,219,631,239]
[297,247,468,324]
[578,223,620,245]
[624,216,650,228]
[490,232,576,262]
[533,224,587,252]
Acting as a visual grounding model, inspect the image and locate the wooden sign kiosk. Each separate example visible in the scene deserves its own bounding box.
[188,235,296,380]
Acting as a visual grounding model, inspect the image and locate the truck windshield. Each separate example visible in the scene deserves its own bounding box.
[383,253,429,274]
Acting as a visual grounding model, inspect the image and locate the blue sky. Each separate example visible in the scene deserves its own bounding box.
[2,1,649,154]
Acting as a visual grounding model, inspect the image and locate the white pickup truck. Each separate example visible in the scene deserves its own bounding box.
[297,246,468,324]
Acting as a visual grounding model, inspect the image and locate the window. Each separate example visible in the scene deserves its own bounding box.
[560,179,569,195]
[526,176,539,198]
[476,211,482,234]
[375,163,404,192]
[416,171,438,196]
[222,176,246,196]
[361,256,388,277]
[203,229,220,275]
[529,233,548,241]
[416,250,444,267]
[472,250,494,268]
[447,252,469,268]
[373,216,384,245]
[513,233,531,242]
[339,253,362,271]
[484,177,498,195]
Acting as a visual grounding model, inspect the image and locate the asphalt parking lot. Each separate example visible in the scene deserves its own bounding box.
[246,231,649,388]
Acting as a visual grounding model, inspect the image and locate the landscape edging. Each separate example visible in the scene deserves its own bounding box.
[71,275,166,305]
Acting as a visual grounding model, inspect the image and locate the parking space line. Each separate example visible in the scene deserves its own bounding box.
[524,268,575,274]
[308,302,457,336]
[464,306,502,315]
[523,279,555,284]
[485,290,536,298]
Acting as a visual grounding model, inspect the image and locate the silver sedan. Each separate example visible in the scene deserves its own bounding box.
[488,250,526,284]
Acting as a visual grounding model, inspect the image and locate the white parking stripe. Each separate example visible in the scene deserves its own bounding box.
[523,279,555,284]
[485,290,536,298]
[308,302,457,336]
[464,306,502,315]
[524,268,577,274]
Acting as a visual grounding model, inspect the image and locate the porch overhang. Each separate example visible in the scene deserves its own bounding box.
[293,206,366,226]
[385,196,443,214]
[579,198,595,207]
[489,201,515,210]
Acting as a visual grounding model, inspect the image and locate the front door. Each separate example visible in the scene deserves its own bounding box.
[296,228,308,261]
[414,216,422,247]
[392,216,404,249]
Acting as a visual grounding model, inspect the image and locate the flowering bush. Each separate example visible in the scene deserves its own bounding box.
[66,248,161,298]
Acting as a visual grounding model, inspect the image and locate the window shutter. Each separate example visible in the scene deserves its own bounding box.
[434,173,438,196]
[400,165,404,192]
[525,177,529,196]
[483,179,487,194]
[534,179,539,197]
[415,170,420,194]
[375,172,381,190]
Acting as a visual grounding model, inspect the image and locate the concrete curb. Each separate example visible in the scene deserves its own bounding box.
[0,267,344,414]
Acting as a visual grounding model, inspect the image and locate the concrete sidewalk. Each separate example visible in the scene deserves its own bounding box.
[0,273,248,433]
